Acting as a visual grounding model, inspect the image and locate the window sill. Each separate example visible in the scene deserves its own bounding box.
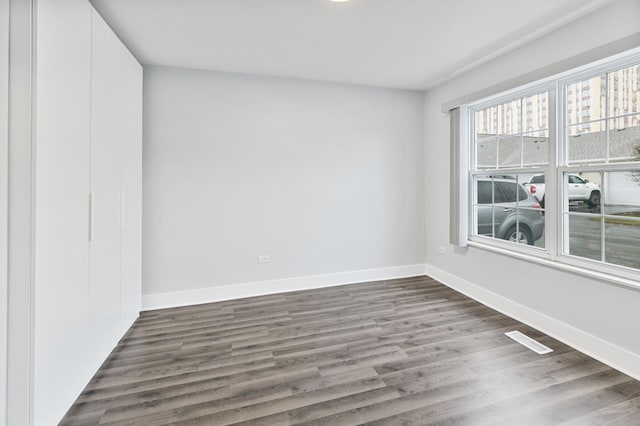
[467,240,640,293]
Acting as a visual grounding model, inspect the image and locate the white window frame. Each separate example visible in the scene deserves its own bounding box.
[462,48,640,289]
[467,81,556,260]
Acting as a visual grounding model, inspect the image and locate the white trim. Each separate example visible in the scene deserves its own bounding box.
[468,240,640,291]
[7,0,35,425]
[425,264,640,381]
[442,33,640,112]
[560,162,640,173]
[458,105,469,247]
[142,264,428,311]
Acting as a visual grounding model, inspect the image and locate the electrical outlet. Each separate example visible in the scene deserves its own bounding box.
[438,246,446,254]
[257,254,270,264]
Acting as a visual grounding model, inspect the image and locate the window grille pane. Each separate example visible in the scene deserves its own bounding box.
[497,99,521,136]
[602,169,640,268]
[476,138,498,169]
[608,65,640,117]
[567,121,606,164]
[472,175,544,247]
[609,114,640,161]
[603,171,640,216]
[562,170,640,270]
[567,76,604,127]
[567,214,602,261]
[605,221,640,269]
[565,172,602,212]
[475,106,497,139]
[524,92,548,132]
[522,131,548,167]
[498,135,521,168]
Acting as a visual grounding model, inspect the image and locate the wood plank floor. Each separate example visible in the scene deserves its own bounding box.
[60,276,640,425]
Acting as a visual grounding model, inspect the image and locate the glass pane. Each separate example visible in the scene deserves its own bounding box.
[476,138,497,169]
[522,131,548,167]
[523,173,545,207]
[472,175,544,247]
[529,174,545,184]
[567,121,606,164]
[603,171,640,216]
[608,64,640,117]
[608,114,640,161]
[474,204,495,238]
[605,220,640,269]
[498,135,521,167]
[475,106,497,138]
[476,180,494,204]
[524,92,548,132]
[497,99,521,136]
[567,214,602,261]
[566,172,602,212]
[496,179,519,203]
[567,76,605,126]
[518,206,545,249]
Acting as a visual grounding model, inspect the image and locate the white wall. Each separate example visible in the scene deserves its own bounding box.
[143,66,424,299]
[0,0,9,424]
[606,172,640,206]
[425,0,640,377]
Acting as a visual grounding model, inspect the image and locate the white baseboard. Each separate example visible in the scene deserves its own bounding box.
[142,263,428,311]
[425,264,640,381]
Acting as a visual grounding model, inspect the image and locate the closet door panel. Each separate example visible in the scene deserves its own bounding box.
[120,56,143,330]
[89,9,124,356]
[33,1,92,424]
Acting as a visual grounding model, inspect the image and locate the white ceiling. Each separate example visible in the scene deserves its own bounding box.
[90,0,613,90]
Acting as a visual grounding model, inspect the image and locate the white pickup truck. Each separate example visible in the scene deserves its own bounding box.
[524,174,601,208]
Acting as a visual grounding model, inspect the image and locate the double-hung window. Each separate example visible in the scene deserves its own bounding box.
[470,89,551,250]
[465,50,640,283]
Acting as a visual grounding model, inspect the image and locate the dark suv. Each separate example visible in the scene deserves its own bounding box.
[476,178,544,245]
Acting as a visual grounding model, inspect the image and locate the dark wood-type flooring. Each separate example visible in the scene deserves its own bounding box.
[61,276,640,425]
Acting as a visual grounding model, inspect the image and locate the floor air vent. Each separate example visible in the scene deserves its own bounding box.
[505,331,553,354]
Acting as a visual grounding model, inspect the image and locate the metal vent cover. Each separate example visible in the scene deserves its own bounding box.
[505,331,553,354]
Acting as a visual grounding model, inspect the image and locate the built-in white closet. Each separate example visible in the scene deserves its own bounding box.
[33,1,142,424]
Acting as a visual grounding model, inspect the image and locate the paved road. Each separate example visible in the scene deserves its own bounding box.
[568,214,640,270]
[530,202,640,270]
[482,201,640,270]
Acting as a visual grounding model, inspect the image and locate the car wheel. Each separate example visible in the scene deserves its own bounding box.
[504,225,533,245]
[587,190,600,208]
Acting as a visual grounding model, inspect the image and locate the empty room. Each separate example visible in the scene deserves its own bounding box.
[3,0,640,424]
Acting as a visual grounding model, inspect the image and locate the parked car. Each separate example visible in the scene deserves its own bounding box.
[524,174,601,208]
[523,174,546,206]
[477,178,544,245]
